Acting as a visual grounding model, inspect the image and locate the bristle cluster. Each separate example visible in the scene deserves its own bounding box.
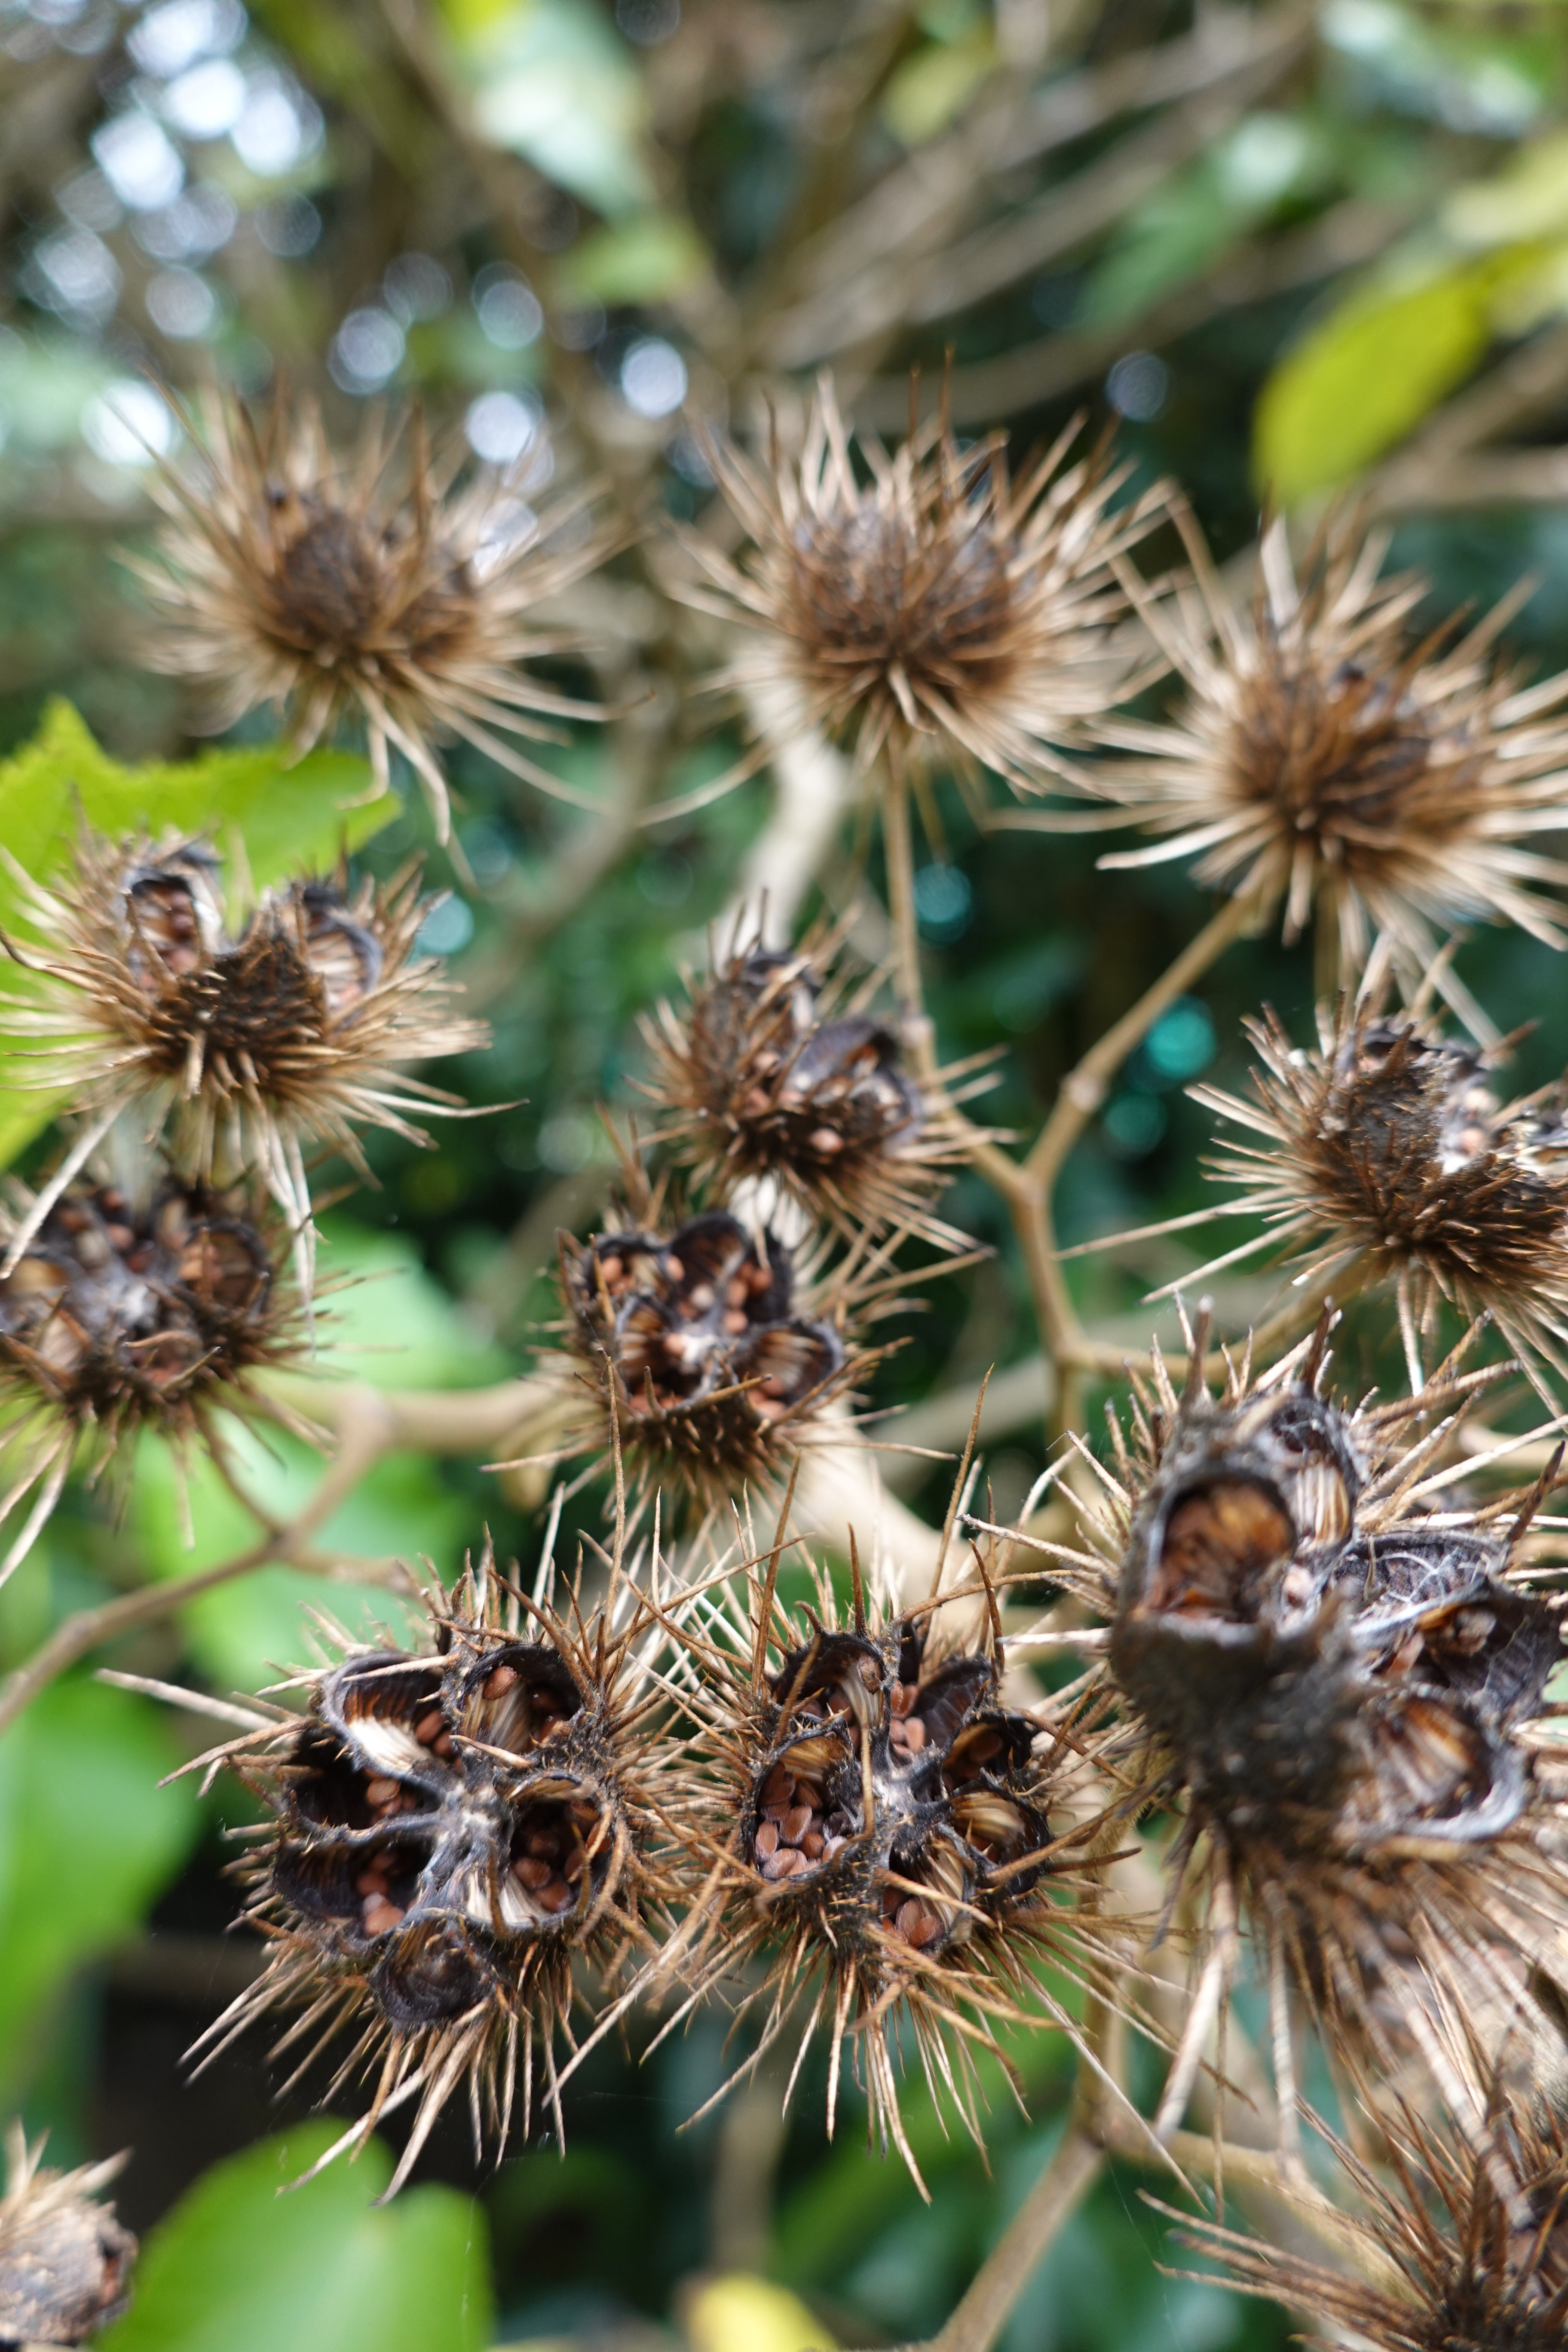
[1188,999,1568,1393]
[652,1546,1107,2188]
[2,829,487,1300]
[1081,511,1568,973]
[558,1211,857,1513]
[135,392,620,840]
[190,1548,667,2196]
[639,922,978,1248]
[680,377,1165,802]
[0,2125,134,2349]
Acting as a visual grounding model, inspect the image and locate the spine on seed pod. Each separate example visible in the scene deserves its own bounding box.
[139,1531,676,2196]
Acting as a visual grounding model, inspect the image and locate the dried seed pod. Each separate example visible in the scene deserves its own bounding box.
[1161,2092,1568,2351]
[1181,996,1568,1397]
[187,1543,668,2196]
[673,374,1167,810]
[638,919,983,1249]
[132,390,622,841]
[0,834,488,1298]
[0,2125,134,2347]
[0,1174,298,1582]
[1070,508,1568,976]
[554,1210,866,1515]
[652,1542,1106,2189]
[1057,1308,1568,2149]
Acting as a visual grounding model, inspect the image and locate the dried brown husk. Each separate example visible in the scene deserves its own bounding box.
[0,831,488,1299]
[548,1194,892,1520]
[1073,508,1568,978]
[0,1171,303,1584]
[181,1541,674,2197]
[132,391,621,841]
[1160,2092,1568,2352]
[638,913,992,1252]
[640,1531,1124,2193]
[1038,1308,1568,2155]
[672,373,1167,818]
[0,2125,134,2348]
[1177,994,1568,1400]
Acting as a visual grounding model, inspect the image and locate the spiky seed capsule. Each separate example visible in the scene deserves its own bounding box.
[197,1556,665,2194]
[133,391,620,840]
[1062,1322,1568,2142]
[677,375,1166,805]
[0,1175,296,1581]
[1078,511,1568,974]
[660,1556,1105,2188]
[559,1211,853,1511]
[0,2126,135,2348]
[1191,1001,1568,1393]
[1,833,488,1295]
[640,929,975,1249]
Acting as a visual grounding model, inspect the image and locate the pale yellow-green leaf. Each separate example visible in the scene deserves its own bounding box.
[685,2275,838,2352]
[881,29,994,148]
[557,214,709,306]
[438,0,653,217]
[1446,128,1568,248]
[1253,267,1494,505]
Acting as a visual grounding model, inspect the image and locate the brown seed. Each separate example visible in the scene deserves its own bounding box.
[725,1275,749,1309]
[754,1820,780,1859]
[897,1898,924,1939]
[414,1709,444,1745]
[597,1253,623,1283]
[722,1309,749,1335]
[808,1127,844,1156]
[484,1663,519,1699]
[539,1879,576,1914]
[761,1764,794,1807]
[901,1718,926,1753]
[761,1847,805,1882]
[891,1682,915,1718]
[908,1908,943,1949]
[364,1776,399,1808]
[781,1805,813,1846]
[968,1730,1003,1761]
[354,1869,389,1897]
[432,1732,454,1757]
[792,1779,823,1811]
[526,1828,560,1858]
[665,1254,684,1281]
[514,1856,552,1890]
[362,1895,405,1936]
[801,1830,825,1860]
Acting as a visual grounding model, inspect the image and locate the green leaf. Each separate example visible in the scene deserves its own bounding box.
[440,0,654,219]
[1253,266,1494,504]
[686,2275,838,2352]
[0,700,394,1172]
[0,1678,199,2095]
[98,2124,493,2352]
[557,214,709,306]
[881,31,994,148]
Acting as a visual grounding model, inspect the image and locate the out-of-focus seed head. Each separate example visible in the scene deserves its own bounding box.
[1190,998,1568,1396]
[557,1210,861,1514]
[1,833,488,1297]
[0,1174,297,1583]
[1166,2093,1568,2352]
[0,2125,134,2347]
[676,374,1166,811]
[1078,511,1568,977]
[133,392,621,841]
[656,1537,1111,2187]
[190,1543,668,2195]
[639,919,979,1249]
